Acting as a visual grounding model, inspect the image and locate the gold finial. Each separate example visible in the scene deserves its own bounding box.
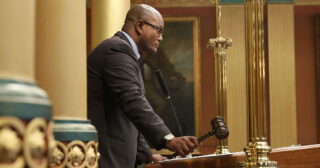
[207,0,232,155]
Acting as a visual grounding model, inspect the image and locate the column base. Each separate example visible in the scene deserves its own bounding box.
[238,138,278,168]
[51,119,99,168]
[215,145,230,154]
[0,78,53,168]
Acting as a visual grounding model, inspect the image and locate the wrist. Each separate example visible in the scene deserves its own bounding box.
[160,133,175,148]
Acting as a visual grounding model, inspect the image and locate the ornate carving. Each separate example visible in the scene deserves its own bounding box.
[50,140,99,168]
[24,118,48,168]
[52,145,65,164]
[50,141,68,168]
[47,121,56,166]
[69,146,84,166]
[86,141,99,168]
[29,129,46,158]
[0,117,24,168]
[208,37,232,50]
[0,127,21,162]
[67,141,86,168]
[87,146,95,165]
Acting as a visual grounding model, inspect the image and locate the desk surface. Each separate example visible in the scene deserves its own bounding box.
[146,144,320,168]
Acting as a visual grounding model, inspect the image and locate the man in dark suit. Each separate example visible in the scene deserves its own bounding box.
[87,4,199,168]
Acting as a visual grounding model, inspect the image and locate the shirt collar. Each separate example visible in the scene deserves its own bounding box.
[121,31,140,59]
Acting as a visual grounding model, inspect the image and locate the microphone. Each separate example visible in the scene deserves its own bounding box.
[155,69,183,136]
[155,70,170,99]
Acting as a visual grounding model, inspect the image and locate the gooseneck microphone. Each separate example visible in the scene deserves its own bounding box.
[155,69,183,136]
[155,70,170,99]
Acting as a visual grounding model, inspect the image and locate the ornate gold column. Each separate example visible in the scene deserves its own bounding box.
[267,3,297,148]
[208,0,232,154]
[0,0,53,167]
[91,0,130,49]
[221,4,247,152]
[35,0,99,167]
[238,0,277,167]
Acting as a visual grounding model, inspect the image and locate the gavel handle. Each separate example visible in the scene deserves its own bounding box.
[171,130,215,157]
[198,129,215,143]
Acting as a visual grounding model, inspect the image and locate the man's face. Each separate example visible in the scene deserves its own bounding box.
[139,14,164,55]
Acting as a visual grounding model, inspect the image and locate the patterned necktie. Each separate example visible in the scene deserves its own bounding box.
[138,57,144,74]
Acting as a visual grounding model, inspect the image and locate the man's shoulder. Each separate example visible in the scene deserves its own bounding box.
[89,34,131,54]
[97,34,133,54]
[88,33,137,66]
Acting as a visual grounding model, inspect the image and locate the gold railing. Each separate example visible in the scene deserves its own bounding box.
[207,0,232,154]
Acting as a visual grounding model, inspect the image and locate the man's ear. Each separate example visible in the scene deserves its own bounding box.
[135,20,143,35]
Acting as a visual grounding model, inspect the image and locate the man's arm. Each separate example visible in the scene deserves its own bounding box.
[136,133,167,165]
[101,44,170,147]
[102,43,199,154]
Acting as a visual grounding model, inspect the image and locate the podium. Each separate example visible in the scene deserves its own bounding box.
[146,144,320,168]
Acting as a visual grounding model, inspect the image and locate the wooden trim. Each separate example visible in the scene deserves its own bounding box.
[295,0,320,6]
[316,15,320,144]
[268,0,294,3]
[146,144,320,168]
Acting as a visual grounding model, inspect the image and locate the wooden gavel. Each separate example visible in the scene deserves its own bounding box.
[199,116,229,142]
[172,116,229,157]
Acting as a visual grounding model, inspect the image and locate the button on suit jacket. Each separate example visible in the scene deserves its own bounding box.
[87,31,171,168]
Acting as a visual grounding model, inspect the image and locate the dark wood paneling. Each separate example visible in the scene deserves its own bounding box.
[316,15,320,144]
[294,6,318,145]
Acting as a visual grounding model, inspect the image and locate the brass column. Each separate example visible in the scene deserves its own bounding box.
[208,0,232,154]
[238,0,277,167]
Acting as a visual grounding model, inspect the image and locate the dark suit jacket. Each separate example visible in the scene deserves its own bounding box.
[87,31,171,168]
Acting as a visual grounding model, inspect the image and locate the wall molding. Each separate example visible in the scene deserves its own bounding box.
[295,0,320,5]
[131,0,320,7]
[131,0,303,7]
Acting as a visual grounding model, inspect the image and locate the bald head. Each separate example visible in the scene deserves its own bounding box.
[122,4,164,55]
[122,4,162,30]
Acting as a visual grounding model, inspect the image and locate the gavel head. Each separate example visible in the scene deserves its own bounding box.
[211,116,229,140]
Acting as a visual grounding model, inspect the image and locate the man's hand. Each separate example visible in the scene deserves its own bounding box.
[150,154,167,162]
[165,136,199,157]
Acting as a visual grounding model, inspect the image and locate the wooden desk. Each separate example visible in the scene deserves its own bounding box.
[146,144,320,168]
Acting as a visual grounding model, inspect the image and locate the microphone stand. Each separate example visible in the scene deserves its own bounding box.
[155,69,183,137]
[166,96,183,137]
